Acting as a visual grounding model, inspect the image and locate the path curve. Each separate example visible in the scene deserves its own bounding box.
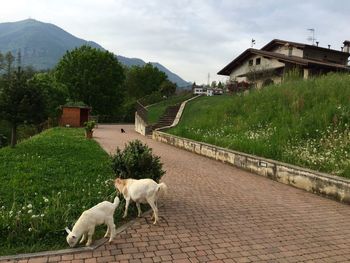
[5,124,350,263]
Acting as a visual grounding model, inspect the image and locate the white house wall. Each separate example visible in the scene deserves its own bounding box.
[271,45,303,57]
[229,55,285,81]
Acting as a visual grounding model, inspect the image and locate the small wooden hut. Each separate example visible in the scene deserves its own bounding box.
[59,106,91,127]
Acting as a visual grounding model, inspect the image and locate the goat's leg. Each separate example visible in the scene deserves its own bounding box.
[147,198,158,224]
[150,200,158,220]
[123,197,130,218]
[86,227,95,246]
[136,202,142,217]
[104,224,110,238]
[79,233,86,244]
[107,219,116,243]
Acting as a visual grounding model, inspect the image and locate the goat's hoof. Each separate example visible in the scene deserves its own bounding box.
[122,215,127,218]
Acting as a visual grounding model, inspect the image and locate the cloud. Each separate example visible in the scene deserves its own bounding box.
[0,0,349,84]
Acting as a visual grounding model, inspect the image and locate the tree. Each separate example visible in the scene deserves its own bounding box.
[55,45,125,117]
[28,72,68,120]
[5,52,15,79]
[0,52,4,70]
[124,63,167,99]
[160,80,177,97]
[217,81,224,90]
[0,67,46,147]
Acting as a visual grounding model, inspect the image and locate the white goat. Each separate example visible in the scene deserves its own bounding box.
[114,178,167,224]
[65,196,120,247]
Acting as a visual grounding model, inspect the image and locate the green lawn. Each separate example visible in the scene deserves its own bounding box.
[0,128,126,255]
[147,93,193,124]
[168,73,350,178]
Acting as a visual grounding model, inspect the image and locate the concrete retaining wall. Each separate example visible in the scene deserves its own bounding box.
[153,131,350,204]
[135,112,147,136]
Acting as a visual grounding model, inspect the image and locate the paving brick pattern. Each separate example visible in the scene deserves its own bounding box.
[3,125,350,263]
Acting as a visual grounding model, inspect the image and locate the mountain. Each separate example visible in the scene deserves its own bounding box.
[0,19,103,70]
[0,19,190,87]
[117,56,190,87]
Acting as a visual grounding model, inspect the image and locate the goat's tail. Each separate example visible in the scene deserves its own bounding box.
[113,196,120,207]
[157,182,168,198]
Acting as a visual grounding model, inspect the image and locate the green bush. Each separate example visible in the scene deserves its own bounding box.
[111,140,165,182]
[83,120,96,132]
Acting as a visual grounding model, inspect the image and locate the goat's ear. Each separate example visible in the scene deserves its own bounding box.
[115,178,122,185]
[65,227,71,234]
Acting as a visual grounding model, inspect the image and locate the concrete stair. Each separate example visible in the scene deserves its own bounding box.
[147,105,181,134]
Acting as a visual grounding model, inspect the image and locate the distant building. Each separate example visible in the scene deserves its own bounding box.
[193,86,205,95]
[206,88,213,96]
[193,85,224,96]
[218,39,350,88]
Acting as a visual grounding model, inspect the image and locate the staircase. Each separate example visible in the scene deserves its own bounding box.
[147,105,181,134]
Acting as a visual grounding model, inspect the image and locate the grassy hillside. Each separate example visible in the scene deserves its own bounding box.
[168,73,350,178]
[147,93,193,124]
[0,128,123,255]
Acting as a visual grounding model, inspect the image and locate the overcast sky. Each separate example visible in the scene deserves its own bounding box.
[1,0,350,84]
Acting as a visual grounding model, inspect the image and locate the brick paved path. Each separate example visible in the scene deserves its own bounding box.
[3,124,350,263]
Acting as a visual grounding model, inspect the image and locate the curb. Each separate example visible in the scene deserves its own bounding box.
[0,209,152,261]
[152,131,350,204]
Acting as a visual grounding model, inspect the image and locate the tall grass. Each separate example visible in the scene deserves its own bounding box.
[168,73,350,178]
[0,128,124,255]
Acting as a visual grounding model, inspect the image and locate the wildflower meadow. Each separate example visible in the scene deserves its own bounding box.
[169,73,350,178]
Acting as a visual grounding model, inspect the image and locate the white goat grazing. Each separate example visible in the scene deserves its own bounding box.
[114,178,167,224]
[65,196,120,247]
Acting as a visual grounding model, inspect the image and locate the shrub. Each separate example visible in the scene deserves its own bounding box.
[83,120,96,132]
[111,140,165,182]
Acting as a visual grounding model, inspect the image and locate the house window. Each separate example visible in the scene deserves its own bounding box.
[256,58,261,65]
[248,59,253,66]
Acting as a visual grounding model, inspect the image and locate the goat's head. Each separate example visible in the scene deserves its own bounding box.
[114,178,125,193]
[65,227,79,247]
